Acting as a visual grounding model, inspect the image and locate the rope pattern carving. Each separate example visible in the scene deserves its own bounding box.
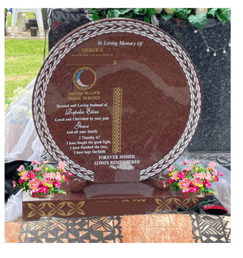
[33,19,201,181]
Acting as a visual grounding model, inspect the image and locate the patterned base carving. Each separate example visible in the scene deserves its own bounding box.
[18,216,123,243]
[190,214,231,243]
[22,181,215,220]
[154,197,200,212]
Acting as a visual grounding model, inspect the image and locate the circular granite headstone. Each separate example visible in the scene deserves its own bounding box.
[33,18,202,183]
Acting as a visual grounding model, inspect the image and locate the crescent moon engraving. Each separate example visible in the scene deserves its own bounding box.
[76,69,91,88]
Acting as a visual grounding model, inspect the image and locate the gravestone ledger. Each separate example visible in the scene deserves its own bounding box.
[32,18,202,183]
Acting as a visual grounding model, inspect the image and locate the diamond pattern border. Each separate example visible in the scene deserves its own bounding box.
[190,214,231,243]
[18,216,123,243]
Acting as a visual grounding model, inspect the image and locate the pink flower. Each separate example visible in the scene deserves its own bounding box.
[184,167,191,172]
[17,165,24,172]
[208,161,216,167]
[217,171,223,176]
[67,171,73,176]
[57,166,66,173]
[193,160,200,165]
[169,178,175,184]
[207,166,216,173]
[55,172,62,181]
[58,161,66,168]
[171,173,179,181]
[61,174,68,182]
[31,185,40,193]
[54,181,61,188]
[214,176,219,182]
[183,160,190,165]
[204,181,211,188]
[205,172,212,181]
[19,179,24,185]
[43,160,50,164]
[38,187,44,193]
[49,172,56,179]
[43,172,50,179]
[182,185,190,193]
[180,173,186,179]
[42,186,49,194]
[32,160,40,166]
[20,174,28,181]
[191,186,199,193]
[197,172,206,179]
[34,167,41,172]
[12,181,16,188]
[163,181,166,188]
[30,172,36,179]
[167,165,174,172]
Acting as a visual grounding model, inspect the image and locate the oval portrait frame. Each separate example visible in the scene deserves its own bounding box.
[32,18,202,182]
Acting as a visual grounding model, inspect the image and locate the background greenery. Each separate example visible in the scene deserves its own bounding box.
[90,8,231,30]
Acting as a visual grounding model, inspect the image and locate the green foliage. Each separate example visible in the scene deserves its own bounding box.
[214,8,231,25]
[89,8,231,30]
[90,8,156,23]
[188,14,207,30]
[161,14,173,21]
[171,8,193,20]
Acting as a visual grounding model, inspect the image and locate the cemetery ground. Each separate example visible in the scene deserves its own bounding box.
[4,38,48,105]
[6,12,36,27]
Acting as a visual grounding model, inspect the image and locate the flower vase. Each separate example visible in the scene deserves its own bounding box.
[188,192,205,198]
[153,174,169,190]
[30,191,54,198]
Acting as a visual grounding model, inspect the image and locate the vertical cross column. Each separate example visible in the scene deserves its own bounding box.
[112,87,123,153]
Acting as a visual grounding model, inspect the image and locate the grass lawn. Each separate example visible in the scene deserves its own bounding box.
[5,38,49,104]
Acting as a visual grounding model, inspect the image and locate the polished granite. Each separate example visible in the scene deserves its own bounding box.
[22,180,213,220]
[47,10,230,154]
[33,18,202,182]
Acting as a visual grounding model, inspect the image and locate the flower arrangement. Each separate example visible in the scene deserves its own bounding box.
[167,160,223,197]
[12,160,73,197]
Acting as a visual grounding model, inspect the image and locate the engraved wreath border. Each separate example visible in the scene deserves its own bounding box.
[33,19,201,181]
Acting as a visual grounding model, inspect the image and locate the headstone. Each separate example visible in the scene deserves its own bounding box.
[33,18,202,183]
[47,11,231,170]
[25,18,38,30]
[17,13,26,32]
[47,8,90,50]
[30,27,37,37]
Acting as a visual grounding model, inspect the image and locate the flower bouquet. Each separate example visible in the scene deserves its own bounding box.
[12,160,73,198]
[167,160,223,197]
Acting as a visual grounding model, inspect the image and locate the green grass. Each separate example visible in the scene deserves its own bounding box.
[5,39,49,104]
[6,12,36,27]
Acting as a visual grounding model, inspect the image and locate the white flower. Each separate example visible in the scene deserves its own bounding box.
[155,8,162,14]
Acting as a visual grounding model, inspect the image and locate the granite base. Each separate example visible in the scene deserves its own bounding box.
[22,180,212,220]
